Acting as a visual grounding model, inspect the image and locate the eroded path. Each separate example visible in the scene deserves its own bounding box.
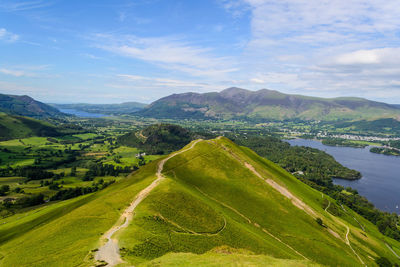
[385,243,400,259]
[95,140,201,266]
[217,140,366,265]
[324,200,331,212]
[194,186,309,260]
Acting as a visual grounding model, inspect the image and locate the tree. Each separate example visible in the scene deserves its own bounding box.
[0,185,10,196]
[375,257,392,267]
[49,183,60,190]
[316,218,323,226]
[70,166,77,177]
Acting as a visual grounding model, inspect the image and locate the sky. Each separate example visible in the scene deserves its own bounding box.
[1,0,400,104]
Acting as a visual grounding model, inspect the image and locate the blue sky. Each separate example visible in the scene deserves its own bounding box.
[1,0,400,104]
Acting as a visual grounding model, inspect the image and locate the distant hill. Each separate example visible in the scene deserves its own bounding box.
[0,112,61,141]
[2,137,399,266]
[52,102,147,115]
[331,118,400,135]
[0,94,65,118]
[137,87,400,121]
[118,123,213,154]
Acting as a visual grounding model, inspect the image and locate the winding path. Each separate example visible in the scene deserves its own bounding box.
[95,140,202,266]
[194,186,309,260]
[218,140,366,265]
[324,200,331,212]
[345,225,365,265]
[327,202,365,265]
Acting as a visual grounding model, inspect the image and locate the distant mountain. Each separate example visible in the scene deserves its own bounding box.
[118,123,213,154]
[52,102,147,115]
[0,94,65,118]
[0,112,61,141]
[137,87,400,121]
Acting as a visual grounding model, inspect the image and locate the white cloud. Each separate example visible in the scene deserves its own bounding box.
[117,74,211,88]
[218,0,400,102]
[0,28,19,42]
[250,78,264,84]
[250,72,309,89]
[80,53,102,60]
[0,68,28,77]
[93,34,237,78]
[243,0,400,37]
[0,65,52,77]
[0,1,51,12]
[333,48,400,66]
[218,0,250,18]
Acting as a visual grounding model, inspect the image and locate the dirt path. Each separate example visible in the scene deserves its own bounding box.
[194,186,309,260]
[95,140,202,266]
[340,204,365,232]
[218,141,366,264]
[325,200,331,212]
[385,243,400,259]
[158,213,227,236]
[327,202,365,265]
[345,225,365,265]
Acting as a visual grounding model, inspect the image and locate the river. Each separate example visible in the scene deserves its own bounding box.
[286,139,400,214]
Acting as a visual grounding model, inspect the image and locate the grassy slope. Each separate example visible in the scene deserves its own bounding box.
[0,162,158,266]
[143,246,320,267]
[0,112,59,141]
[1,138,399,266]
[117,137,400,266]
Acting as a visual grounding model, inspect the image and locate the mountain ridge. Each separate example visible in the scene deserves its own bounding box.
[137,87,400,121]
[0,93,65,118]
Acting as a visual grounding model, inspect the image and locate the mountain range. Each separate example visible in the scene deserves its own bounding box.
[0,94,65,118]
[3,89,399,122]
[137,87,400,121]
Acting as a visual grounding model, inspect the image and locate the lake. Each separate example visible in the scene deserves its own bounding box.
[59,108,106,118]
[286,139,400,214]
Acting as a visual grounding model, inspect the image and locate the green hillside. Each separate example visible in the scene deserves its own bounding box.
[330,118,400,135]
[1,137,399,266]
[118,123,213,154]
[0,112,60,141]
[137,87,400,121]
[0,94,65,118]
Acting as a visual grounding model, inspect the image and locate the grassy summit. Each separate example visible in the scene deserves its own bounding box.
[118,123,212,154]
[0,137,399,266]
